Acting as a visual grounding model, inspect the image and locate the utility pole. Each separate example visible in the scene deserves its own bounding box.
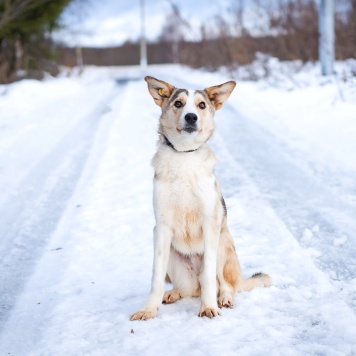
[319,0,334,75]
[140,0,147,68]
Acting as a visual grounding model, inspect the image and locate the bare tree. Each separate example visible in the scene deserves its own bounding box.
[159,9,182,63]
[158,1,195,63]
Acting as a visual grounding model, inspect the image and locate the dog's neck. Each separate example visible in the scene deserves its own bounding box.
[162,135,198,153]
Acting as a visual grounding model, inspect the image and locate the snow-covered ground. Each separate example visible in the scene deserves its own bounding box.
[0,62,355,355]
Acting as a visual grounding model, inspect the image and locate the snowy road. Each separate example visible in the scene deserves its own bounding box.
[0,89,119,328]
[0,76,118,329]
[0,65,355,355]
[220,103,356,282]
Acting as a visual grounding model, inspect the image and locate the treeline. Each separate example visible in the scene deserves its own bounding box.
[58,41,173,67]
[58,0,356,71]
[1,0,356,83]
[57,35,318,70]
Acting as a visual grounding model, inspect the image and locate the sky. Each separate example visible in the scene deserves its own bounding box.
[57,0,231,47]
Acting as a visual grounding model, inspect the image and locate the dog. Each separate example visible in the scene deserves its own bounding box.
[130,76,271,320]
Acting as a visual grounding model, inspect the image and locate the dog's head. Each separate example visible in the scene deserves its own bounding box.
[144,76,236,152]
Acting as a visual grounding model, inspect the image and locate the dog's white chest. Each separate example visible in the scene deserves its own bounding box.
[153,147,218,255]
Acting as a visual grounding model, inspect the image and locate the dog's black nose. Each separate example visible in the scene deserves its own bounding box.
[185,113,198,125]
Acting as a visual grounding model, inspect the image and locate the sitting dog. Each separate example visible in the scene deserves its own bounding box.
[130,76,271,320]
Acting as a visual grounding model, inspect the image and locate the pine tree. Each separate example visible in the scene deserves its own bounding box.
[0,0,73,83]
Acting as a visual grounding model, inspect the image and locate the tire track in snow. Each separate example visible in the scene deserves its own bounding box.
[218,103,356,282]
[0,87,120,331]
[0,77,155,354]
[209,131,356,351]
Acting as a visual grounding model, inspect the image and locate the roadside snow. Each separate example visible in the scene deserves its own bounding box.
[0,63,355,355]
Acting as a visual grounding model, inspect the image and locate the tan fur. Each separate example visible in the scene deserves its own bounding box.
[145,76,175,107]
[130,77,271,321]
[205,82,236,110]
[223,246,239,289]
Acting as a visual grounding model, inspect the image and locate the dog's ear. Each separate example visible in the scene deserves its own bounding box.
[204,81,236,110]
[144,76,175,107]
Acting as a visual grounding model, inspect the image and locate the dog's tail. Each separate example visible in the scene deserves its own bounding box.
[237,272,272,292]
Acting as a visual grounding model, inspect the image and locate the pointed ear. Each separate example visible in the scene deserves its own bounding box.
[144,76,175,107]
[205,81,236,110]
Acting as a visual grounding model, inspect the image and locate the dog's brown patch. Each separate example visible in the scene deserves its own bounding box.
[145,76,175,107]
[223,246,238,289]
[205,81,236,110]
[171,205,203,250]
[165,274,172,283]
[184,209,202,246]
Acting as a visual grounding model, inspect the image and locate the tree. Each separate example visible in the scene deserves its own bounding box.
[0,0,72,83]
[335,0,356,59]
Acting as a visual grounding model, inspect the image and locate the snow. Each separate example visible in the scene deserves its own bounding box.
[0,62,355,355]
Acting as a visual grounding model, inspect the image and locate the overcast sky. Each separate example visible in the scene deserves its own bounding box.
[57,0,231,47]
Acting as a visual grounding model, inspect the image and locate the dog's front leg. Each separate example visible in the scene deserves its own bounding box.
[198,178,221,318]
[199,222,221,318]
[130,224,172,321]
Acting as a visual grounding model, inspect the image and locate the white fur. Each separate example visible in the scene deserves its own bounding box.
[180,89,199,128]
[130,77,271,321]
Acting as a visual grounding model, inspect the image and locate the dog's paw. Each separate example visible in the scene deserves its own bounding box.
[130,310,156,321]
[198,307,221,319]
[162,290,182,304]
[217,295,234,309]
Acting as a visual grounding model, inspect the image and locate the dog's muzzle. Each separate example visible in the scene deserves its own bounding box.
[183,113,198,133]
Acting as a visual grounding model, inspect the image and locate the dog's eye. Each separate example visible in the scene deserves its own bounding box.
[198,102,206,109]
[174,101,182,108]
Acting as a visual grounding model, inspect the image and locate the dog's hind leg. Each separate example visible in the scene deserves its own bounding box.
[163,247,202,304]
[217,228,241,308]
